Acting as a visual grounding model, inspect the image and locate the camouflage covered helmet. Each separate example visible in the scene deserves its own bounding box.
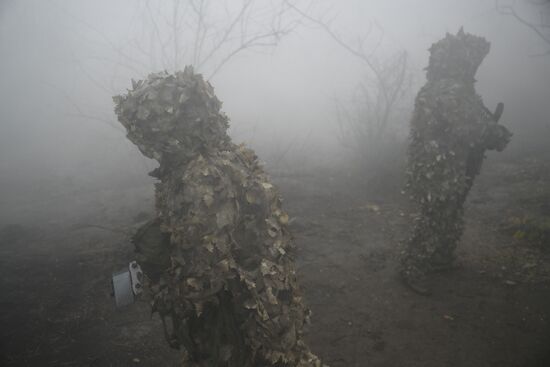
[113,66,230,161]
[426,28,491,83]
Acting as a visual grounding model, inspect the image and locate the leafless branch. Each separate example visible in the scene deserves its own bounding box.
[46,0,310,136]
[125,0,306,79]
[496,0,550,56]
[284,0,412,169]
[334,50,411,170]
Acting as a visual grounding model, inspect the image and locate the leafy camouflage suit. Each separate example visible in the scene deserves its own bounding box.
[400,29,511,293]
[114,67,324,367]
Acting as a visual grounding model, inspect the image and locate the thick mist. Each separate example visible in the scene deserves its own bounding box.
[1,1,550,366]
[1,0,548,194]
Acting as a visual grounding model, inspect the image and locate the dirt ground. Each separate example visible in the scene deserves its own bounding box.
[1,155,550,367]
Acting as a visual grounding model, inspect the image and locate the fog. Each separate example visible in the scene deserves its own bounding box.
[1,1,550,366]
[1,0,548,189]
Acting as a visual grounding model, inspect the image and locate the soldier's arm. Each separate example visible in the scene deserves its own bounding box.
[482,102,512,152]
[132,219,171,282]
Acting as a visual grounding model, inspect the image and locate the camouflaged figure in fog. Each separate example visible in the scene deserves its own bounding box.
[114,67,324,367]
[400,29,511,294]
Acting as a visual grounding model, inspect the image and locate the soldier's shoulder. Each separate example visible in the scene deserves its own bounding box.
[188,143,258,169]
[182,145,261,188]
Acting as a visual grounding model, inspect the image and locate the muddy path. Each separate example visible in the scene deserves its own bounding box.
[281,159,550,367]
[1,158,549,366]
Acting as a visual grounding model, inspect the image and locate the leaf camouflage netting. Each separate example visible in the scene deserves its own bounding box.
[400,29,512,289]
[114,66,325,367]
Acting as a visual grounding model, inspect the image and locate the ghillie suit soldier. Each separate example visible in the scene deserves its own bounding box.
[114,67,324,367]
[400,29,512,295]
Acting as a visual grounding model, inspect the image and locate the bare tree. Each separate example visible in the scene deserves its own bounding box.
[496,0,550,56]
[287,2,413,174]
[123,0,306,79]
[50,0,308,131]
[334,51,411,173]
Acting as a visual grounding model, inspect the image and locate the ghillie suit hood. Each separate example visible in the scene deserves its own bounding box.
[426,28,491,83]
[114,66,231,163]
